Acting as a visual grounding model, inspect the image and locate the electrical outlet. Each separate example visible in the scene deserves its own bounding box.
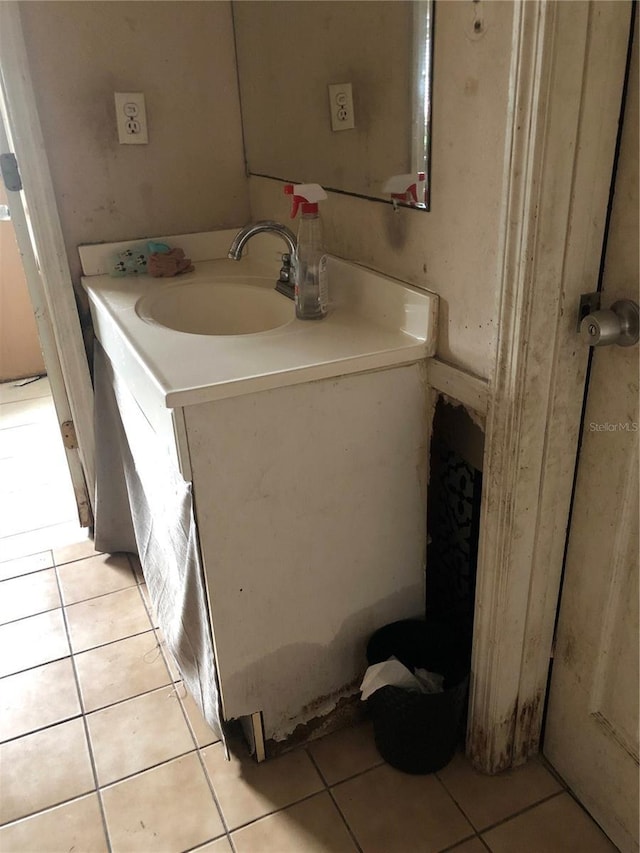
[114,92,148,144]
[328,83,355,132]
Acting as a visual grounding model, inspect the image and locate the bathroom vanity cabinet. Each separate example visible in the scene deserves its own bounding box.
[183,362,429,742]
[83,234,438,747]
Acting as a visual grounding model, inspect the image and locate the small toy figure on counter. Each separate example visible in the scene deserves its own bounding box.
[109,240,194,277]
[284,183,328,320]
[109,244,150,277]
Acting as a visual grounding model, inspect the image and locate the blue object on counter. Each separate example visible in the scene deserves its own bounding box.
[147,240,171,254]
[108,241,171,277]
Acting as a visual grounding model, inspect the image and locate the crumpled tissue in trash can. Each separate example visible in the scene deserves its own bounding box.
[360,656,444,701]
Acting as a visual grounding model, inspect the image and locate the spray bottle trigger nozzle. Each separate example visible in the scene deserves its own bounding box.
[284,183,327,219]
[383,172,426,207]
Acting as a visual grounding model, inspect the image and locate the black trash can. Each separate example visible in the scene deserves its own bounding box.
[366,619,470,774]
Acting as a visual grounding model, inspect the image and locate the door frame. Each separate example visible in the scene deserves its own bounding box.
[0,2,95,519]
[468,0,632,772]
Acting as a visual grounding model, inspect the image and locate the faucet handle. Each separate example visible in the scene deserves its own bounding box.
[279,253,292,284]
[276,253,296,301]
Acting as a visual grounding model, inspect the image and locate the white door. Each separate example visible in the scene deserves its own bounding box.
[544,13,639,853]
[0,6,95,526]
[0,119,92,528]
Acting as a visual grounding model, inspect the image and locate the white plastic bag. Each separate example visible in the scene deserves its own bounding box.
[360,656,444,701]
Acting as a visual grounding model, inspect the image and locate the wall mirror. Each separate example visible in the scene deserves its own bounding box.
[232,0,433,210]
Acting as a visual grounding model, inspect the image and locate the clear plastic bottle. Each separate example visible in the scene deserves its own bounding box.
[295,209,328,319]
[285,183,328,320]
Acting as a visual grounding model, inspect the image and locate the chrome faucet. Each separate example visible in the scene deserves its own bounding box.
[228,221,297,300]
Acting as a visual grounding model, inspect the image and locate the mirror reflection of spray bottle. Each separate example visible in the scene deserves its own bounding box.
[383,173,426,211]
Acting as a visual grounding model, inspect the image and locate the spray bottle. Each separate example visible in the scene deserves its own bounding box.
[284,183,328,320]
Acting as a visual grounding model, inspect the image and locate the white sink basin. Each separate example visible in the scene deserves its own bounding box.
[136,280,294,336]
[84,251,438,409]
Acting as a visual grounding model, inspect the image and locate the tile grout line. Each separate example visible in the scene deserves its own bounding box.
[474,789,567,837]
[0,558,55,580]
[538,752,569,789]
[0,789,100,831]
[60,576,140,603]
[1,661,174,725]
[0,623,160,683]
[98,748,200,791]
[0,711,84,748]
[82,676,175,717]
[438,833,484,853]
[432,766,485,835]
[555,784,625,848]
[56,580,140,609]
[64,562,154,653]
[189,736,352,841]
[302,746,330,791]
[318,755,567,853]
[222,786,336,840]
[191,743,235,850]
[0,681,201,750]
[154,628,183,682]
[433,761,571,840]
[0,590,118,630]
[0,524,89,562]
[126,552,144,585]
[120,598,235,853]
[182,834,233,853]
[305,747,364,853]
[0,548,54,572]
[52,550,105,569]
[134,571,162,632]
[70,622,157,657]
[0,649,70,681]
[0,562,57,582]
[52,563,113,853]
[317,759,487,853]
[173,682,222,751]
[320,757,387,789]
[228,830,238,853]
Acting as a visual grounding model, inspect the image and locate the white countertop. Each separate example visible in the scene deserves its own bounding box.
[83,244,438,409]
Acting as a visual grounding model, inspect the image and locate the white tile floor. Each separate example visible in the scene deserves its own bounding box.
[0,378,621,852]
[0,376,84,562]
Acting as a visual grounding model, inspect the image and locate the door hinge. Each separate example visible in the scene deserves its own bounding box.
[61,420,78,450]
[0,152,22,192]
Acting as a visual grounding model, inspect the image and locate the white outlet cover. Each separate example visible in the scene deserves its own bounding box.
[328,83,355,132]
[114,92,148,144]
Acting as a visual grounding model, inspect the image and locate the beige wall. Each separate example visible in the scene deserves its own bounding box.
[0,183,45,382]
[249,1,514,379]
[19,0,512,380]
[19,1,250,293]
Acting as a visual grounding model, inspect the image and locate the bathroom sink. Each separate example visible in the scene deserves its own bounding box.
[84,248,438,408]
[136,280,294,336]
